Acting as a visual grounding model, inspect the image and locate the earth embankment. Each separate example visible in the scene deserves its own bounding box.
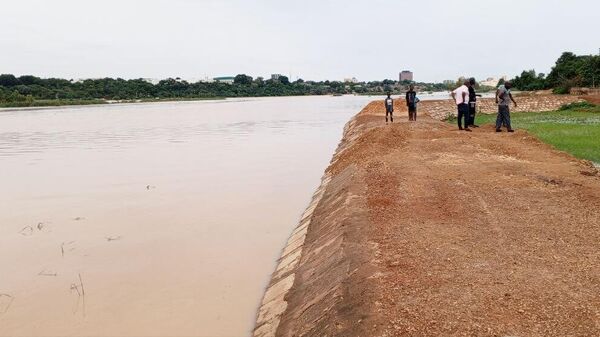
[254,101,600,337]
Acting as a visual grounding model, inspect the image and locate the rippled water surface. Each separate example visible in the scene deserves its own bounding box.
[0,96,374,337]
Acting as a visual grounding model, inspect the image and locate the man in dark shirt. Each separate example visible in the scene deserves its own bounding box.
[468,78,482,127]
[384,93,394,123]
[405,85,418,121]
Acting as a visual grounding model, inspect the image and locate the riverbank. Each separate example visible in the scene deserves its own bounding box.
[254,101,600,336]
[0,96,226,109]
[0,95,380,111]
[0,92,588,111]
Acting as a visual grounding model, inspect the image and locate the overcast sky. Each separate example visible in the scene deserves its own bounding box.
[2,0,598,82]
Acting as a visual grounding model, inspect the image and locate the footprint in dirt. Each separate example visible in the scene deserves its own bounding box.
[105,236,122,242]
[0,294,14,315]
[36,222,51,232]
[38,269,58,277]
[19,222,51,236]
[18,226,34,236]
[61,241,77,257]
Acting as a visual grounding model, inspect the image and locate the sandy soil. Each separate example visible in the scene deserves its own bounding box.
[582,94,600,105]
[270,102,600,336]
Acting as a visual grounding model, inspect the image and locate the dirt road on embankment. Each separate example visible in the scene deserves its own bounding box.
[254,102,600,337]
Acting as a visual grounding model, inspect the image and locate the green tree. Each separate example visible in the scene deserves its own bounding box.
[511,70,547,91]
[545,51,600,93]
[6,90,27,102]
[18,75,42,85]
[234,74,253,85]
[279,76,290,85]
[0,74,20,86]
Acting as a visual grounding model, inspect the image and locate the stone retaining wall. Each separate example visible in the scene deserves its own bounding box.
[570,87,600,95]
[252,114,368,337]
[253,174,332,337]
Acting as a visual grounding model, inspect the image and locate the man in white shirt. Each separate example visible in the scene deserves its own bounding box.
[451,80,472,132]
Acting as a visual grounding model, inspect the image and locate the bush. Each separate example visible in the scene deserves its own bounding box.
[558,101,597,111]
[553,86,571,95]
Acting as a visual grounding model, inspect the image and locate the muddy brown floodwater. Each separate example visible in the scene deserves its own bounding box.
[0,96,374,337]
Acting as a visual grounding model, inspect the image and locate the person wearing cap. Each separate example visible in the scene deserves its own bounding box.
[451,80,472,132]
[495,81,517,132]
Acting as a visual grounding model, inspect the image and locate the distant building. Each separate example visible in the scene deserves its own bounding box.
[344,77,359,83]
[480,76,508,87]
[213,76,235,84]
[197,76,214,83]
[271,74,284,81]
[180,77,206,84]
[399,70,414,82]
[480,77,498,87]
[73,77,103,83]
[142,78,179,85]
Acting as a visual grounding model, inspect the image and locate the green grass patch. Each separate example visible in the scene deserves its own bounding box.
[474,105,600,163]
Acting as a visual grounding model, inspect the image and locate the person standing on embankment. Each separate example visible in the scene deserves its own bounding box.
[495,81,517,132]
[468,77,482,128]
[384,93,394,123]
[405,85,419,121]
[451,80,472,132]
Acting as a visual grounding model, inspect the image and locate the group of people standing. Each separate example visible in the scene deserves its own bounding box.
[451,78,517,132]
[383,79,518,133]
[451,78,481,131]
[384,84,420,123]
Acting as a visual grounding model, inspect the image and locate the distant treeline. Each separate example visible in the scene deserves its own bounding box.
[0,73,450,107]
[508,52,600,93]
[2,51,595,107]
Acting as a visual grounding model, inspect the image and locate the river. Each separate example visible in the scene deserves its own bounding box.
[0,95,375,337]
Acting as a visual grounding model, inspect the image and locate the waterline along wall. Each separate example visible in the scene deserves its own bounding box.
[252,111,371,337]
[253,174,332,337]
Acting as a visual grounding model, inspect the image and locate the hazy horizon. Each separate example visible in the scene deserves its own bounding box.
[2,0,599,83]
